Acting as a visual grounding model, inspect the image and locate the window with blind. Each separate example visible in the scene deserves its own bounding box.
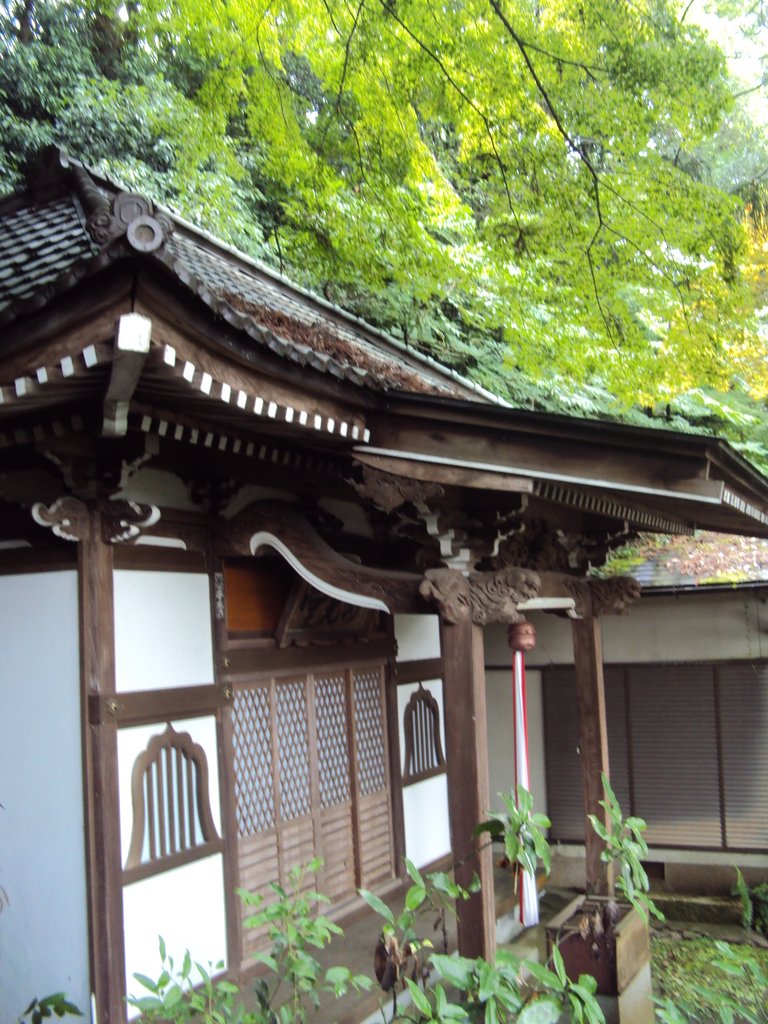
[543,661,768,851]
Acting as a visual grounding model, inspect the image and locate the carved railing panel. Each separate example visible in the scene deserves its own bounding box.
[403,683,445,785]
[123,724,222,884]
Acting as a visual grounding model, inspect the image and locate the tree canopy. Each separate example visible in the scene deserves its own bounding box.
[2,0,768,456]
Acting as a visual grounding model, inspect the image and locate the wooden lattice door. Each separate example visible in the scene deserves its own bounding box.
[230,663,393,963]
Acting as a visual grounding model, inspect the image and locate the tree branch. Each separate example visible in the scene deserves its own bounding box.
[377,0,521,231]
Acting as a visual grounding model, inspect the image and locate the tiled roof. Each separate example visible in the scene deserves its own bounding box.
[0,196,98,307]
[600,532,768,589]
[0,148,500,403]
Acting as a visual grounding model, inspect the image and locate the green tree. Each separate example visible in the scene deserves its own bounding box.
[2,0,767,419]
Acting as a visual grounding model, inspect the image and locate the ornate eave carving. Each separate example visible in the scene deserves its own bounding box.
[587,576,642,617]
[218,500,424,614]
[30,496,161,544]
[101,500,161,544]
[419,566,541,625]
[87,191,174,253]
[31,496,90,542]
[351,464,444,514]
[534,571,641,618]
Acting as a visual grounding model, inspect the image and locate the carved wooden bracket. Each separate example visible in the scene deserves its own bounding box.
[276,579,382,647]
[419,566,541,625]
[101,500,161,544]
[351,464,445,514]
[535,572,641,618]
[588,576,642,617]
[31,496,90,542]
[217,501,424,613]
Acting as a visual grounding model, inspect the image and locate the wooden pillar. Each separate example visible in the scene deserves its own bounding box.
[571,615,611,895]
[79,507,125,1023]
[439,616,495,960]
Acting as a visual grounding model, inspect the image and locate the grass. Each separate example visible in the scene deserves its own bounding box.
[651,931,768,1021]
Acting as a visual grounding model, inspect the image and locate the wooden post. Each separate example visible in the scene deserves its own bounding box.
[571,615,611,896]
[79,505,126,1024]
[439,616,495,960]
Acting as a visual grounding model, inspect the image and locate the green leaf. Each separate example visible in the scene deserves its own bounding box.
[406,885,427,911]
[551,945,568,987]
[358,889,395,926]
[516,996,563,1024]
[431,954,477,991]
[131,973,160,993]
[405,858,425,887]
[523,960,563,992]
[405,978,432,1017]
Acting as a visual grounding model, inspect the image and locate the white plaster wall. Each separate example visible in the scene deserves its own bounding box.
[485,589,767,668]
[113,571,214,691]
[402,777,451,868]
[123,855,227,1013]
[394,614,441,662]
[601,590,763,663]
[0,571,89,1023]
[118,717,226,1010]
[485,668,547,816]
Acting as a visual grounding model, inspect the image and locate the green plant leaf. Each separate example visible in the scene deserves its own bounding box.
[358,889,395,926]
[516,996,562,1024]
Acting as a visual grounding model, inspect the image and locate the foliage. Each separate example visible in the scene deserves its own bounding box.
[16,995,81,1024]
[3,0,768,425]
[734,868,768,937]
[429,944,603,1024]
[129,858,371,1024]
[475,785,552,878]
[653,935,768,1023]
[588,773,663,923]
[363,861,605,1024]
[361,858,479,1004]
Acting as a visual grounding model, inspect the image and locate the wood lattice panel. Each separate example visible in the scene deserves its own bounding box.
[230,663,394,964]
[231,685,275,835]
[353,668,387,796]
[276,680,312,820]
[353,668,394,885]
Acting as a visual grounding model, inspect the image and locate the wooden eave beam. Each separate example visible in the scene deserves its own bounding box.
[362,417,720,499]
[0,266,133,374]
[361,413,768,536]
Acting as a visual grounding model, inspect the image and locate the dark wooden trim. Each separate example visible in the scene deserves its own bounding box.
[395,657,444,685]
[222,638,391,679]
[571,617,611,897]
[532,655,768,672]
[0,547,77,574]
[122,839,226,886]
[79,507,126,1024]
[345,667,363,887]
[208,548,245,975]
[713,666,728,849]
[623,666,636,819]
[440,617,495,960]
[112,545,206,572]
[384,649,406,876]
[402,764,447,787]
[89,684,223,726]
